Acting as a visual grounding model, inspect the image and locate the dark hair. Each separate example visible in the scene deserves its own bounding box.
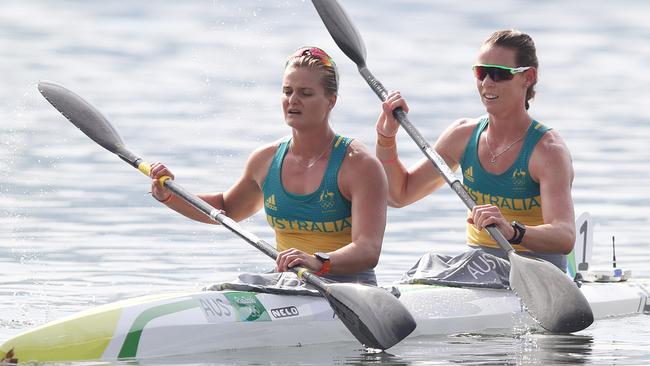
[285,47,338,96]
[484,30,538,110]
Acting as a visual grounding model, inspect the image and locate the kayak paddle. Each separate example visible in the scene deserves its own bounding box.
[310,0,594,333]
[37,80,416,350]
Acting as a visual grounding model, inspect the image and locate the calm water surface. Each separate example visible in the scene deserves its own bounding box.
[1,0,649,365]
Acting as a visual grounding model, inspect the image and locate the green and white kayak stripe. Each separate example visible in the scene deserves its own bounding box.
[118,298,197,358]
[2,282,648,363]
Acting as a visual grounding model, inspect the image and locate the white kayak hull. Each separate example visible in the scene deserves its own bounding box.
[1,281,648,363]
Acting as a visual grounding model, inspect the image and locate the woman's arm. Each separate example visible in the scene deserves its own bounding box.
[149,143,276,224]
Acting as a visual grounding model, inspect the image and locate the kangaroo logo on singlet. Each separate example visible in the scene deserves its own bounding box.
[463,166,475,183]
[265,194,277,211]
[512,168,527,186]
[319,190,336,212]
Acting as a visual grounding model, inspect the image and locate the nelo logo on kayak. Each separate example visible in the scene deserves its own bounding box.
[271,306,299,318]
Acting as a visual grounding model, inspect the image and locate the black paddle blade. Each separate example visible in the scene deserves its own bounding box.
[508,254,594,333]
[323,283,416,350]
[38,81,126,156]
[311,0,367,67]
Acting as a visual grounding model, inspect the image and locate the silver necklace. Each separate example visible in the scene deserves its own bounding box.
[291,135,336,169]
[484,127,528,165]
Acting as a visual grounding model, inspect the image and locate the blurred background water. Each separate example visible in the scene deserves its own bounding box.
[1,0,649,364]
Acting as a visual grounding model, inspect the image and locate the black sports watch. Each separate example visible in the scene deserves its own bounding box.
[509,221,526,244]
[314,252,330,263]
[313,252,331,276]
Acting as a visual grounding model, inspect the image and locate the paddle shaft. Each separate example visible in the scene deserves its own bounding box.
[358,66,516,254]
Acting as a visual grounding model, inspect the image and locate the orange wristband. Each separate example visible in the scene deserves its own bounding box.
[314,260,331,276]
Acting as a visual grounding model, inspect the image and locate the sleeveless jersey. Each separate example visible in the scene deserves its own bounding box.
[262,135,353,254]
[460,117,550,252]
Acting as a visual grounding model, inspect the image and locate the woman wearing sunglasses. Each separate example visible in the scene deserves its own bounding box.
[376,30,574,270]
[149,47,387,285]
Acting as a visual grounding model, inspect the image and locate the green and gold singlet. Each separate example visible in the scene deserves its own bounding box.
[263,135,353,254]
[460,117,549,252]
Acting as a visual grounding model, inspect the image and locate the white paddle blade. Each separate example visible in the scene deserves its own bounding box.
[324,283,416,349]
[509,253,594,333]
[38,81,125,154]
[311,0,367,66]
